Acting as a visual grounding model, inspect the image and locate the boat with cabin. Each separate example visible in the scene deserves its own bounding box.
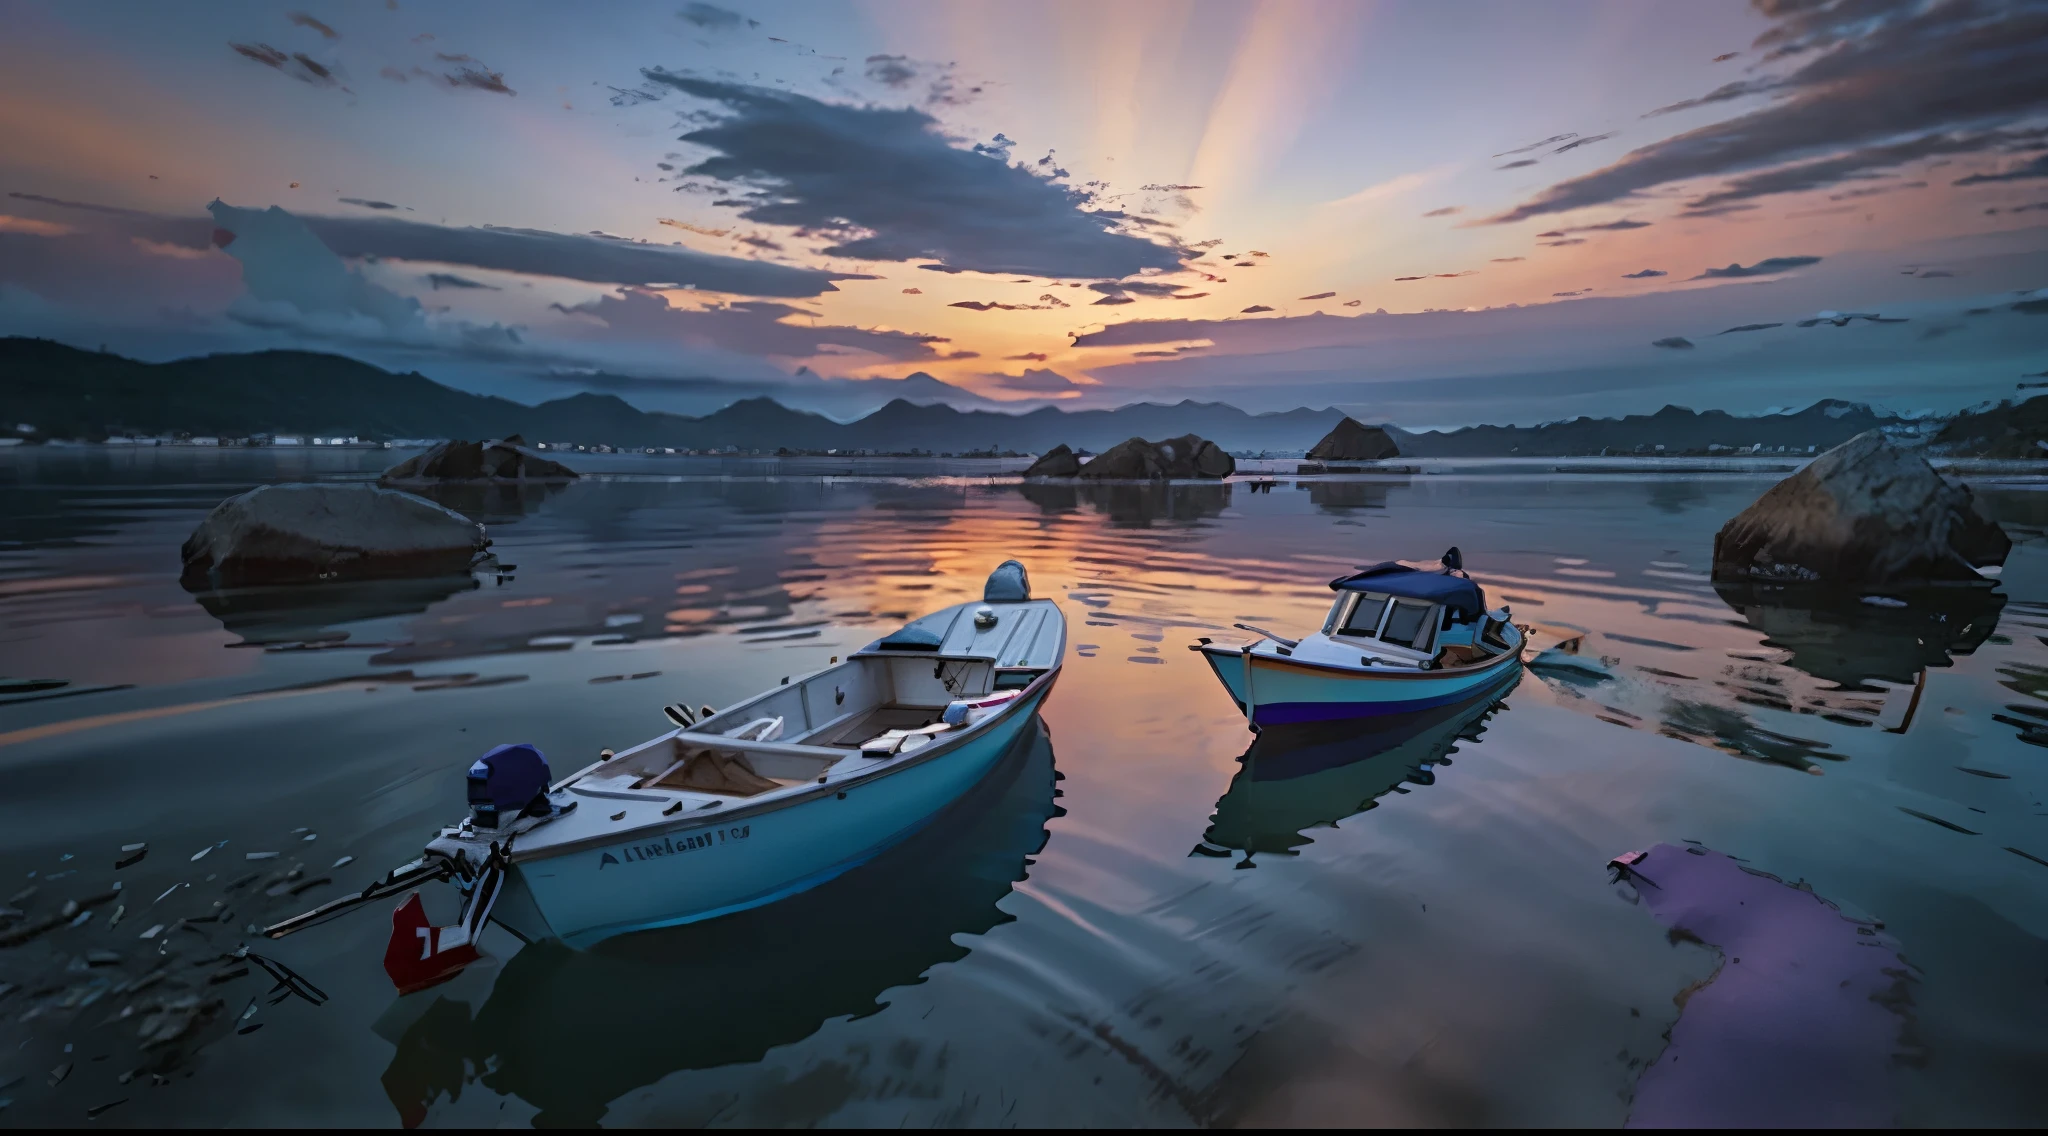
[1192,548,1523,728]
[268,560,1065,987]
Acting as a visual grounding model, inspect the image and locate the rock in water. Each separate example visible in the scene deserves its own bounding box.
[1712,430,2009,585]
[1076,435,1234,480]
[1022,443,1082,478]
[380,439,579,485]
[180,484,490,588]
[1307,417,1400,461]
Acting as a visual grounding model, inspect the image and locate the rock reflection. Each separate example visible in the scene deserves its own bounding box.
[1195,675,1516,865]
[1712,581,2006,688]
[1015,481,1231,526]
[188,575,481,646]
[377,720,1061,1127]
[1301,477,1407,515]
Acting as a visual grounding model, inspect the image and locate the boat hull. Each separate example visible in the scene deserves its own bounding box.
[495,679,1055,948]
[1200,643,1520,728]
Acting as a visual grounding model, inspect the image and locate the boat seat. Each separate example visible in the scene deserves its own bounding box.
[810,705,944,748]
[1436,644,1488,668]
[646,739,780,796]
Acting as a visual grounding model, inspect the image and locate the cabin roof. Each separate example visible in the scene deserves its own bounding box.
[1329,562,1486,617]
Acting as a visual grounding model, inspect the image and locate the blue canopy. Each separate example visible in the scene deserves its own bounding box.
[1329,561,1486,618]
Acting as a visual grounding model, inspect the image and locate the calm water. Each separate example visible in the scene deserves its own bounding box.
[2,449,2045,1127]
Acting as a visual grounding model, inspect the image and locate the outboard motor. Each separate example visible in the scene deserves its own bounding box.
[1441,546,1464,573]
[466,743,553,830]
[984,559,1030,602]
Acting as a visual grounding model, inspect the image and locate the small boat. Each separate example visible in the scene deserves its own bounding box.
[268,560,1064,987]
[1192,547,1523,728]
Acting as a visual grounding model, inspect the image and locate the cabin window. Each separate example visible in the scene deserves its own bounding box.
[1337,594,1390,638]
[1379,601,1436,651]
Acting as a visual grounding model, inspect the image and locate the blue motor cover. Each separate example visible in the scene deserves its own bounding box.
[984,559,1030,602]
[467,743,552,829]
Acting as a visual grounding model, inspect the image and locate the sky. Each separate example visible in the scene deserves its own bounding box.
[2,0,2046,427]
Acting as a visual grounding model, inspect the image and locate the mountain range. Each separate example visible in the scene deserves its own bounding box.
[0,337,1981,457]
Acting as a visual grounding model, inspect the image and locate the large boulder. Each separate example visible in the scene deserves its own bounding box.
[380,438,578,485]
[1711,430,2009,585]
[1076,434,1234,480]
[181,484,490,588]
[1023,443,1082,478]
[1308,417,1400,461]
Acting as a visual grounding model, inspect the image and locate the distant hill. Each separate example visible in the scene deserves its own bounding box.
[1930,397,2048,458]
[0,338,1940,457]
[1390,400,1911,457]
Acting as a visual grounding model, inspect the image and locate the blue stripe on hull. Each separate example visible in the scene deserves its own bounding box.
[1253,679,1503,725]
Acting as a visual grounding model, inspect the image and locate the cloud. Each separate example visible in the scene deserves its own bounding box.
[901,286,922,294]
[659,218,730,238]
[1690,255,1821,280]
[1497,159,1538,170]
[338,197,401,211]
[1432,271,1475,279]
[1490,2,2048,222]
[1394,275,1426,282]
[1495,133,1577,158]
[1005,352,1049,362]
[678,3,756,31]
[1540,238,1587,246]
[425,272,498,290]
[432,62,514,95]
[1092,294,1135,305]
[1622,268,1668,279]
[558,287,947,360]
[0,215,73,237]
[1092,280,1184,298]
[1717,323,1784,335]
[15,191,851,296]
[1299,291,1337,300]
[1240,304,1273,313]
[1675,203,1759,219]
[1551,132,1615,154]
[1342,299,1362,308]
[985,367,1084,394]
[1984,200,2048,215]
[1829,179,1928,200]
[288,12,340,39]
[1713,52,1740,63]
[1552,289,1591,298]
[864,54,917,88]
[230,42,341,88]
[641,74,1181,279]
[1650,336,1694,349]
[1490,256,1526,263]
[1140,184,1203,192]
[1422,205,1462,217]
[949,292,1069,311]
[1955,152,2048,185]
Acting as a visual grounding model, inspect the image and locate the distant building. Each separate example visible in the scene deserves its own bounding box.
[273,435,303,446]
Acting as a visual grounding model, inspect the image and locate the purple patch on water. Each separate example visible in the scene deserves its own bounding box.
[1618,843,1915,1128]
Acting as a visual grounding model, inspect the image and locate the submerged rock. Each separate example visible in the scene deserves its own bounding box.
[1307,417,1400,461]
[380,439,578,485]
[180,484,489,588]
[1022,443,1082,478]
[1075,434,1234,480]
[1711,430,2009,586]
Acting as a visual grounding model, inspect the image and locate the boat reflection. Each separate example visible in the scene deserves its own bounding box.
[1712,580,2006,687]
[1194,672,1517,865]
[375,718,1062,1127]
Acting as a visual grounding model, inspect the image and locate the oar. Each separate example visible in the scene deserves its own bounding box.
[261,857,454,940]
